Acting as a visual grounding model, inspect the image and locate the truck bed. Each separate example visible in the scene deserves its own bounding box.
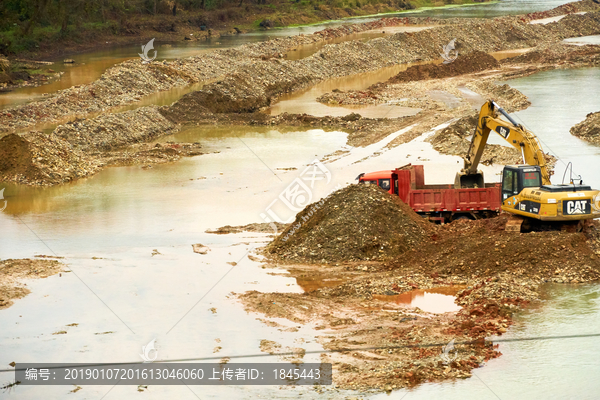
[409,185,501,212]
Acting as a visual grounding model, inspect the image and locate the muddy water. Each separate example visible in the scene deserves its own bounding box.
[372,286,465,313]
[268,62,429,118]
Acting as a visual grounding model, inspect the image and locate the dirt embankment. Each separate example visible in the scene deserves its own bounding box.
[503,42,600,67]
[0,258,64,310]
[0,126,205,186]
[0,131,101,185]
[53,106,178,151]
[240,185,600,392]
[570,111,600,145]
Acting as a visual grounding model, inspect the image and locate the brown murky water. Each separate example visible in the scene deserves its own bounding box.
[268,62,432,118]
[295,276,347,292]
[372,286,466,313]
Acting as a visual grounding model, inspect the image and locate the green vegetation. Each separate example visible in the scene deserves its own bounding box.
[0,0,493,56]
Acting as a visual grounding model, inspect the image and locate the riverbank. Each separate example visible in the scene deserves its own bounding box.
[237,184,600,392]
[0,0,494,60]
[571,110,600,145]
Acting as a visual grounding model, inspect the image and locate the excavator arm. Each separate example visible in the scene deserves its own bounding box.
[457,100,552,188]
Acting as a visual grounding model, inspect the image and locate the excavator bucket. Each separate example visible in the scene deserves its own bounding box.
[454,171,485,189]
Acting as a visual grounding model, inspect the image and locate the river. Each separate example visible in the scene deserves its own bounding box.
[0,0,577,110]
[1,0,599,398]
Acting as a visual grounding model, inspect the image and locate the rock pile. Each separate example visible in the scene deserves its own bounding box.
[570,110,600,145]
[53,106,178,151]
[0,131,101,185]
[267,184,433,263]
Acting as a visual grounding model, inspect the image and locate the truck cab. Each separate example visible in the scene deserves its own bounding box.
[357,170,397,195]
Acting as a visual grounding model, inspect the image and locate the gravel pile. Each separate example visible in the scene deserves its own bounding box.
[53,106,178,151]
[387,51,500,83]
[428,113,523,166]
[267,184,433,263]
[571,110,600,145]
[0,131,101,185]
[502,42,600,66]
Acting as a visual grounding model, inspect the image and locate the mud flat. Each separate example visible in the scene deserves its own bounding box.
[240,184,600,392]
[0,258,64,310]
[571,110,600,145]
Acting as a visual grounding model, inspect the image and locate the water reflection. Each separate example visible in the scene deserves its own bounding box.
[373,286,465,313]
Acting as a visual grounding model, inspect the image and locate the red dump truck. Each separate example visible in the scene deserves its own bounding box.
[357,164,501,223]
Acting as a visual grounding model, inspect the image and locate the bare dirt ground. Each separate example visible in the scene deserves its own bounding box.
[239,185,600,392]
[0,258,65,309]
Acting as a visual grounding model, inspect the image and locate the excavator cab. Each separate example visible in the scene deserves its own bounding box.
[501,165,542,202]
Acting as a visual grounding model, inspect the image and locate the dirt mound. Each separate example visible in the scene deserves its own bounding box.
[387,216,600,282]
[267,184,433,263]
[570,111,600,145]
[387,51,500,84]
[0,132,100,185]
[428,113,522,165]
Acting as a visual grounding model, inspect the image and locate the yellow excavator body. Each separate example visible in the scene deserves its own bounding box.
[457,100,600,230]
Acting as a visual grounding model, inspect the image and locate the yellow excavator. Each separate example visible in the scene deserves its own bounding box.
[455,100,600,232]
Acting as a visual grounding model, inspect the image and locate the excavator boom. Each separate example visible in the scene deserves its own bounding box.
[462,101,551,184]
